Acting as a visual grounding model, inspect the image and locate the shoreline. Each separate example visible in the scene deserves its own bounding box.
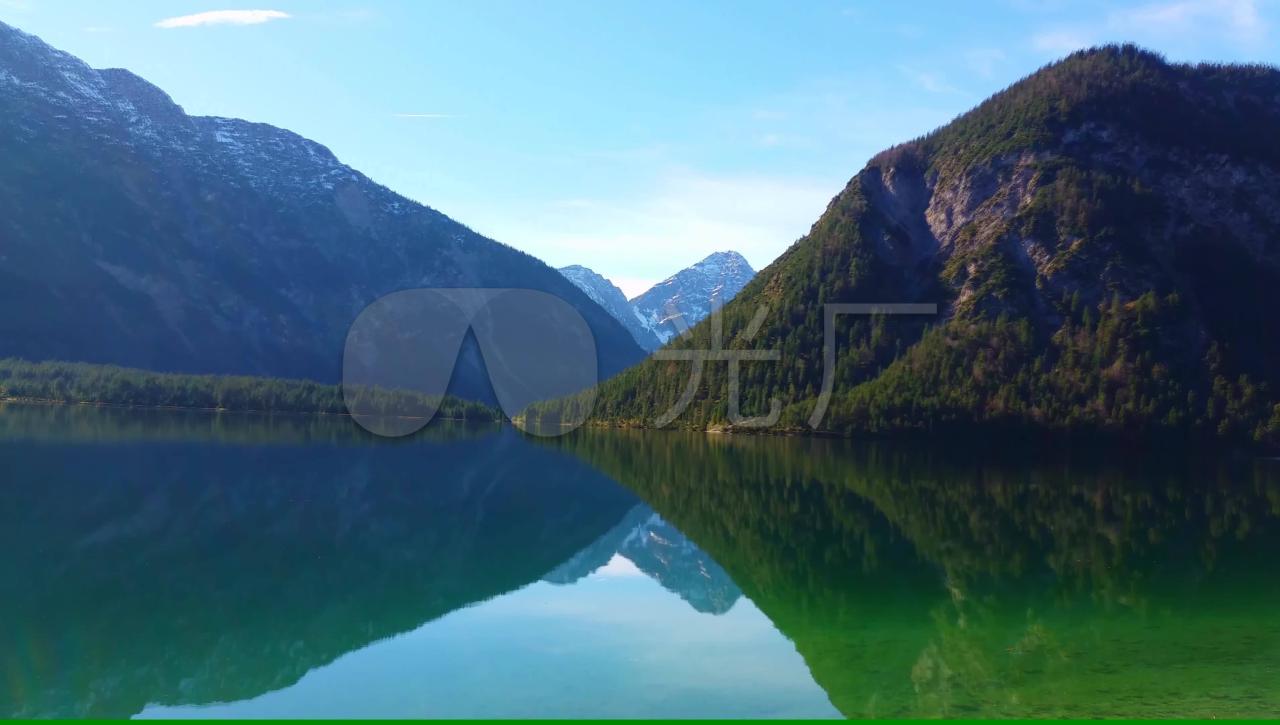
[7,397,1275,457]
[0,396,500,425]
[552,416,1276,457]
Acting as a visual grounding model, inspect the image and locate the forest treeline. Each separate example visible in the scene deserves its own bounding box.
[0,359,502,422]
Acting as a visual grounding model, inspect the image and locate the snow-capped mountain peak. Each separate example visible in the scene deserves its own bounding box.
[630,251,755,347]
[559,252,755,352]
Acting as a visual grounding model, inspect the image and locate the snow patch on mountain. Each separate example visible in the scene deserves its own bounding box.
[558,265,663,351]
[630,251,756,345]
[0,21,394,201]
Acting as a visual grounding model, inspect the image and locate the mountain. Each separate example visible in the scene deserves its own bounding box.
[0,21,644,402]
[558,251,755,351]
[543,503,742,615]
[630,251,755,347]
[558,265,663,350]
[529,46,1280,447]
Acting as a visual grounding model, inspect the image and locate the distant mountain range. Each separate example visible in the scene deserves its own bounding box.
[559,251,755,351]
[0,21,644,401]
[532,46,1280,447]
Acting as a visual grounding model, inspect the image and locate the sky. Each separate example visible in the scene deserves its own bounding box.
[2,1,1277,296]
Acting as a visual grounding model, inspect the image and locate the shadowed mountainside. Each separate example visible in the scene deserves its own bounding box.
[0,21,644,401]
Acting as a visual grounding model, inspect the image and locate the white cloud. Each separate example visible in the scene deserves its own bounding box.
[965,48,1009,78]
[501,168,837,285]
[750,108,788,121]
[1032,29,1092,54]
[591,554,646,579]
[753,132,814,149]
[154,9,290,29]
[1122,0,1265,43]
[611,276,659,299]
[1031,0,1268,56]
[896,65,963,95]
[895,23,926,38]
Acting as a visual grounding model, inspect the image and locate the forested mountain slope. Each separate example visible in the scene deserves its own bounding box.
[529,46,1280,446]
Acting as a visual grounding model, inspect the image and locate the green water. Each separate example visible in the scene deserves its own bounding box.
[1,404,1278,718]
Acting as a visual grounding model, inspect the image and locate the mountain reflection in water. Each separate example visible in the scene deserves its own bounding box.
[2,404,1278,718]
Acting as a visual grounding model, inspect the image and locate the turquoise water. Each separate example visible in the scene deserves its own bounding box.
[2,404,1278,718]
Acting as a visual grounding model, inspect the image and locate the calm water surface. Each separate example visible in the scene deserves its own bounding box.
[1,404,1278,718]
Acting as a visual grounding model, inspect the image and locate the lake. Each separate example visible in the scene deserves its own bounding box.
[2,403,1278,718]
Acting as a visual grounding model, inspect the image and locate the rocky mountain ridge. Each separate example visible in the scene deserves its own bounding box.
[558,265,663,350]
[559,251,755,351]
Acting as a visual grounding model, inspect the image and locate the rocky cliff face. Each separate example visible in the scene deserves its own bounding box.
[860,126,1280,333]
[0,21,644,397]
[843,49,1280,386]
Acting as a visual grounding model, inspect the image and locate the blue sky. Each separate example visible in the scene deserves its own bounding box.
[2,1,1277,295]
